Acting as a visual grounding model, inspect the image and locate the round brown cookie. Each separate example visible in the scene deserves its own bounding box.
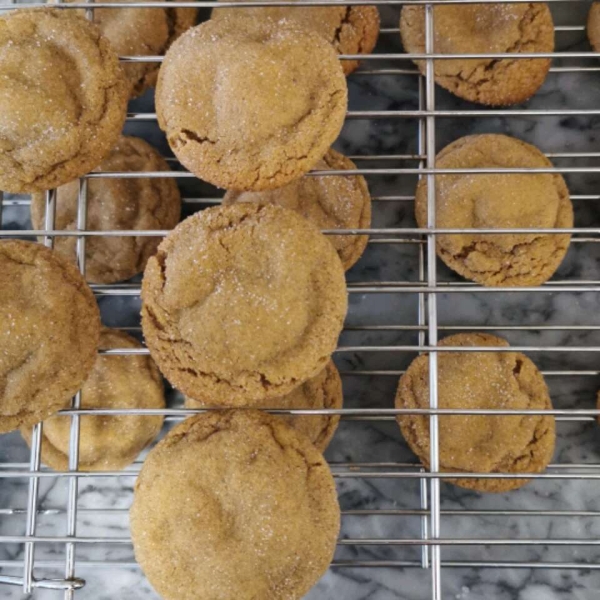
[64,0,197,98]
[396,333,555,493]
[141,203,347,406]
[0,8,128,193]
[31,136,181,285]
[21,328,164,471]
[130,410,340,600]
[212,1,380,75]
[156,18,348,191]
[400,4,554,106]
[588,3,600,52]
[186,360,343,451]
[0,240,100,434]
[415,134,572,287]
[223,149,371,270]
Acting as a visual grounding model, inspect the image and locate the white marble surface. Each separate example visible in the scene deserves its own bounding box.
[2,2,600,599]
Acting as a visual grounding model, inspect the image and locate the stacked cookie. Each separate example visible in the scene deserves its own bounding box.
[131,201,348,599]
[0,238,170,471]
[155,17,374,270]
[0,8,188,467]
[131,410,341,600]
[134,17,365,596]
[0,7,364,599]
[0,9,129,193]
[141,202,348,407]
[0,240,101,433]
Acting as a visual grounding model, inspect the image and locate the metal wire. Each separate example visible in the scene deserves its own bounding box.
[1,1,599,597]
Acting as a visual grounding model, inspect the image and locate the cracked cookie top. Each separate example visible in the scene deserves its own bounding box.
[415,134,573,287]
[211,1,380,75]
[223,148,372,271]
[141,203,347,406]
[400,4,554,106]
[31,136,181,285]
[395,333,556,493]
[155,17,348,191]
[64,0,197,98]
[130,410,340,600]
[22,328,165,472]
[0,240,100,434]
[186,360,343,451]
[0,8,129,193]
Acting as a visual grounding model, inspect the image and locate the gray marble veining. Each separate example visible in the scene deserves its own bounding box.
[2,2,600,599]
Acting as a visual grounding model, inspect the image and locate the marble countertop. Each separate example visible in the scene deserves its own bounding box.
[2,2,600,599]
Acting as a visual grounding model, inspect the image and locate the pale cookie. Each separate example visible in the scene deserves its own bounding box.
[588,3,600,52]
[0,8,129,193]
[212,1,380,75]
[64,0,197,97]
[130,410,340,600]
[415,134,573,287]
[22,329,164,471]
[31,136,181,284]
[141,203,348,406]
[223,148,371,270]
[156,18,348,191]
[186,360,343,451]
[0,240,100,434]
[396,333,556,493]
[400,4,554,105]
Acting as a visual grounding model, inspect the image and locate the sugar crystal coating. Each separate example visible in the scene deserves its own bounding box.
[0,8,129,192]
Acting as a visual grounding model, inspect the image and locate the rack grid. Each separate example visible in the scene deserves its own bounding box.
[1,1,600,599]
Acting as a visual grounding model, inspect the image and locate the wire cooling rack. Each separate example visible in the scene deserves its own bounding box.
[2,1,600,599]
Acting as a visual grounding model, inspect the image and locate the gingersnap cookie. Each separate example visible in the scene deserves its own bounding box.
[0,240,100,434]
[21,329,164,471]
[0,8,129,193]
[141,203,347,406]
[223,149,371,270]
[400,4,554,106]
[130,410,340,600]
[212,1,380,75]
[67,0,197,97]
[31,136,181,285]
[396,333,555,493]
[156,18,348,191]
[415,134,573,287]
[588,3,600,52]
[186,360,343,451]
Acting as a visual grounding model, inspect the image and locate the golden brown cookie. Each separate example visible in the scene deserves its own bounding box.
[186,360,343,451]
[415,134,573,287]
[588,3,600,51]
[31,136,181,285]
[67,0,197,97]
[396,333,556,493]
[400,4,554,106]
[141,203,348,406]
[130,410,340,600]
[223,149,371,270]
[0,8,129,193]
[212,2,380,75]
[21,328,164,471]
[156,18,348,191]
[0,240,100,434]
